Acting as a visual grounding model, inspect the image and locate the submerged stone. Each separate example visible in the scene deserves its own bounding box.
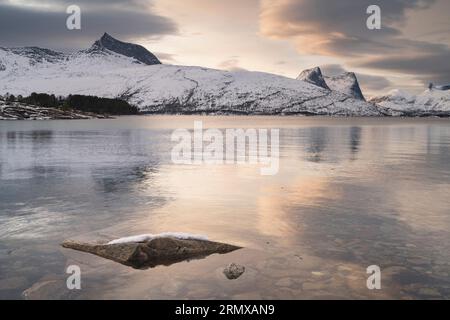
[61,237,242,269]
[223,263,245,280]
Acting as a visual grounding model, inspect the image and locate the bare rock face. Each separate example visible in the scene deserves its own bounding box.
[223,263,245,280]
[89,33,161,65]
[297,67,366,101]
[324,72,366,101]
[296,67,330,90]
[61,238,242,269]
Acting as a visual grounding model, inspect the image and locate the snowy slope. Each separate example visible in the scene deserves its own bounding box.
[370,89,450,116]
[0,34,382,116]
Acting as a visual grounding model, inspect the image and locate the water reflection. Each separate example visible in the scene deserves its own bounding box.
[349,126,361,155]
[1,116,450,299]
[305,127,327,163]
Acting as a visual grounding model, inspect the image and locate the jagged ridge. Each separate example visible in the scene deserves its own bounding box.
[296,67,365,101]
[296,67,329,90]
[88,33,161,65]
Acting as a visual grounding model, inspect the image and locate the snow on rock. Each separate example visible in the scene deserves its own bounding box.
[107,232,209,245]
[62,236,240,269]
[0,99,102,120]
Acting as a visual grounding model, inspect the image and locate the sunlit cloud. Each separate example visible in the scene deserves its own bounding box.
[1,0,449,93]
[259,0,450,87]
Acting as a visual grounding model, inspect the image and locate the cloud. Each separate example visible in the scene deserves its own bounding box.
[321,64,392,91]
[0,0,178,50]
[218,58,247,71]
[154,52,177,63]
[260,0,450,85]
[260,0,434,52]
[353,47,450,84]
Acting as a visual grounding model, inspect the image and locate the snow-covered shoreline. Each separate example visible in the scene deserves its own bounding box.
[0,100,111,120]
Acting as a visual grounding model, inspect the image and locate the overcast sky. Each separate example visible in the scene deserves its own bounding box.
[1,0,449,96]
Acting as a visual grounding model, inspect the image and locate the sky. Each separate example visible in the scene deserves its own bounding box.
[1,0,449,97]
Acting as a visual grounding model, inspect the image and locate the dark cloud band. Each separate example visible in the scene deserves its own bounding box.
[0,1,177,50]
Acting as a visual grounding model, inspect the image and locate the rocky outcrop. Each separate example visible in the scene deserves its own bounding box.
[89,33,161,65]
[61,237,242,269]
[296,67,330,90]
[0,101,109,120]
[324,72,365,101]
[297,67,365,101]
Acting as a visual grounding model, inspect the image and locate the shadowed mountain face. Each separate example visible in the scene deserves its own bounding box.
[297,67,330,90]
[90,33,161,65]
[325,72,365,101]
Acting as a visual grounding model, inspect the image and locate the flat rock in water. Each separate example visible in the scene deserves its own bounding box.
[61,238,242,269]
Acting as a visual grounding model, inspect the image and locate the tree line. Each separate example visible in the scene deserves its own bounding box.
[1,92,139,115]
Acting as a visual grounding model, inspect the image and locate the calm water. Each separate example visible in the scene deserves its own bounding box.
[1,116,450,299]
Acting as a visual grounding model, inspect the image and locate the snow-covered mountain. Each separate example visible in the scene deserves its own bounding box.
[370,89,450,116]
[2,33,448,116]
[0,33,383,116]
[296,67,450,116]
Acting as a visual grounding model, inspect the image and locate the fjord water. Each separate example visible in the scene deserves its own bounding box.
[1,116,450,299]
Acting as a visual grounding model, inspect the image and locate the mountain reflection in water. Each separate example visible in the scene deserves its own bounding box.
[1,116,450,299]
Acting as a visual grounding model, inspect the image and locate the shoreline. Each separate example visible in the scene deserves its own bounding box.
[0,102,114,120]
[3,111,450,120]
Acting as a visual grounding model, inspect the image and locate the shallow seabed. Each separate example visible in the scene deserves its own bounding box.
[1,116,449,299]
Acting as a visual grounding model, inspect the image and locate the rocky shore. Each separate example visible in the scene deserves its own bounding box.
[0,100,111,120]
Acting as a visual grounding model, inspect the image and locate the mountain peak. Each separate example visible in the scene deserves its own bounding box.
[296,67,366,101]
[90,33,161,65]
[325,72,365,101]
[101,32,113,40]
[296,67,330,90]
